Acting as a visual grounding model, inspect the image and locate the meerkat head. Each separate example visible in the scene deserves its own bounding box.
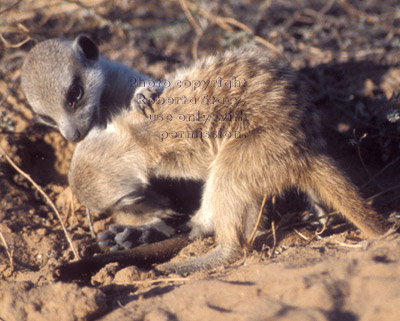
[68,125,149,214]
[21,35,105,142]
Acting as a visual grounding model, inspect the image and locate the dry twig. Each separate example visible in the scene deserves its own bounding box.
[178,0,203,36]
[178,0,204,59]
[249,193,267,247]
[86,208,96,238]
[334,240,366,248]
[338,0,400,35]
[269,220,277,258]
[353,129,382,190]
[361,156,400,189]
[0,226,14,270]
[64,0,133,31]
[0,0,21,15]
[316,223,328,235]
[367,183,400,202]
[292,228,309,241]
[319,0,336,15]
[0,145,80,260]
[131,277,189,285]
[185,0,282,56]
[0,33,31,48]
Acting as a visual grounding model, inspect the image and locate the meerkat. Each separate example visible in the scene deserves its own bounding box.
[21,34,157,142]
[20,35,188,241]
[69,47,391,274]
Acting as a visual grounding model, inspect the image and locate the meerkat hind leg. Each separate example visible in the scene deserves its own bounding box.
[158,202,263,275]
[158,144,266,275]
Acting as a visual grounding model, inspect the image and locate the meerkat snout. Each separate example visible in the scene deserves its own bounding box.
[61,124,82,142]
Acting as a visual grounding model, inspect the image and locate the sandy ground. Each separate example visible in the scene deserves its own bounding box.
[1,1,400,320]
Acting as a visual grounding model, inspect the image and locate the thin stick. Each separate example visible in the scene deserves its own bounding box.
[353,130,381,189]
[361,155,400,188]
[86,208,96,238]
[218,17,281,56]
[367,183,400,202]
[0,145,80,260]
[334,240,365,248]
[179,0,203,36]
[249,193,267,247]
[292,228,309,241]
[191,33,202,60]
[178,0,203,59]
[319,0,336,15]
[0,0,21,15]
[219,17,252,33]
[338,0,400,35]
[270,197,277,256]
[0,226,13,270]
[270,220,277,257]
[253,35,282,56]
[316,223,327,235]
[131,277,189,285]
[185,3,234,32]
[0,33,31,48]
[64,0,133,31]
[185,0,282,56]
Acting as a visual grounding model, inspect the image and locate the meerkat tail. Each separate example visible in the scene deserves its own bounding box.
[157,244,239,275]
[305,155,390,237]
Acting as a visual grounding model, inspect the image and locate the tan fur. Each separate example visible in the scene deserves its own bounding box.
[69,47,390,274]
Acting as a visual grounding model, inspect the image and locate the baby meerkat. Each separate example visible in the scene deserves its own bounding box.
[21,34,156,142]
[69,47,390,274]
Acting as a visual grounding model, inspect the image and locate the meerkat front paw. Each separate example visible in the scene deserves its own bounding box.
[131,86,162,116]
[98,219,176,251]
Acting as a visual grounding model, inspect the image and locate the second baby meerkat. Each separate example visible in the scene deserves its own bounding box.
[69,47,390,274]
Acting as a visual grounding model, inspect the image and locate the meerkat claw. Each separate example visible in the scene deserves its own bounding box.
[98,222,174,250]
[131,86,161,116]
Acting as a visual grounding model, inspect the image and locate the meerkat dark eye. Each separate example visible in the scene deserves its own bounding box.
[37,114,57,127]
[67,84,84,109]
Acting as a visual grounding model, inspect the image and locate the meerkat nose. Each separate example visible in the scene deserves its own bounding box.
[66,129,82,142]
[71,131,81,142]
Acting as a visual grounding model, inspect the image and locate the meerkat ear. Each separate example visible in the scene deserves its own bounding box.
[73,34,99,62]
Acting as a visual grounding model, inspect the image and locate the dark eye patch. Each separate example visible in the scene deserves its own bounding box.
[36,114,57,127]
[66,76,84,110]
